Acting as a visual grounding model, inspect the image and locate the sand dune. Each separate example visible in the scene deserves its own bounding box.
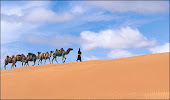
[1,53,169,99]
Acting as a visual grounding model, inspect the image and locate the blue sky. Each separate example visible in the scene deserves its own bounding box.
[1,1,169,70]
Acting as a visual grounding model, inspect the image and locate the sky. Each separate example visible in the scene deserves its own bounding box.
[1,1,169,70]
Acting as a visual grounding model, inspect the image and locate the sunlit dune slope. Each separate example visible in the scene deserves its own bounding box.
[1,52,169,99]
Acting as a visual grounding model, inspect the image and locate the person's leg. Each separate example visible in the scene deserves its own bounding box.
[76,55,79,62]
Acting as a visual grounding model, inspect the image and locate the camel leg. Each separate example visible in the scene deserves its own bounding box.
[12,63,15,68]
[4,64,6,70]
[64,58,66,63]
[40,57,42,65]
[25,62,27,66]
[34,59,36,66]
[55,58,58,63]
[26,61,29,66]
[44,58,46,65]
[52,58,54,64]
[25,61,27,66]
[33,61,35,66]
[38,59,40,65]
[25,61,27,67]
[32,59,36,66]
[62,56,65,63]
[49,58,51,64]
[11,64,13,69]
[22,61,23,67]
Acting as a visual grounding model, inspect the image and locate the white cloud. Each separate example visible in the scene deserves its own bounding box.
[25,34,80,46]
[71,5,85,15]
[2,8,75,23]
[1,1,50,16]
[70,3,118,22]
[2,1,75,23]
[148,43,170,53]
[80,27,156,50]
[87,1,169,14]
[1,1,49,44]
[80,13,115,22]
[1,1,75,44]
[24,8,74,23]
[1,21,38,44]
[83,56,100,61]
[107,49,136,59]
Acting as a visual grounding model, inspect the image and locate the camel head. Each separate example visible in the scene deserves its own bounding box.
[50,51,54,54]
[12,55,15,58]
[21,54,25,57]
[49,51,54,57]
[68,48,73,51]
[65,48,73,55]
[37,52,41,54]
[6,55,9,58]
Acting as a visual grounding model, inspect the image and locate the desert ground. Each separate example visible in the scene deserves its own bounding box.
[1,52,169,99]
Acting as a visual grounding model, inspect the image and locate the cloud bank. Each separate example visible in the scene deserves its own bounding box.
[148,43,169,53]
[80,27,156,50]
[87,1,169,14]
[83,56,100,61]
[107,49,136,59]
[25,35,80,47]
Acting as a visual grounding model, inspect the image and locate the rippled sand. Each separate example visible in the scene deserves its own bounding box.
[1,53,169,99]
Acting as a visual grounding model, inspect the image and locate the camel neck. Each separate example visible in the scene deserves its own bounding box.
[49,53,52,57]
[37,54,40,59]
[65,50,70,55]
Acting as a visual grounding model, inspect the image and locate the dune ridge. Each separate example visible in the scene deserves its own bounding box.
[1,52,169,99]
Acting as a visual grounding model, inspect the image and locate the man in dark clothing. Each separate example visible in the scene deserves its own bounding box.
[76,48,82,62]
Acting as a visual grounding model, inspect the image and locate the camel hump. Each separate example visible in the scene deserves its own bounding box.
[32,54,36,57]
[28,53,33,55]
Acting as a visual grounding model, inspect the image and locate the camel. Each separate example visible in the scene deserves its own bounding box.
[52,48,73,63]
[16,54,26,67]
[38,51,54,65]
[4,55,17,69]
[24,52,41,66]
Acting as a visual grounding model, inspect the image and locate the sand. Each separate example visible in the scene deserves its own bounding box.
[1,53,169,99]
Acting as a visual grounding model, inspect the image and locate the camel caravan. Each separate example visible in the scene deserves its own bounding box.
[4,48,73,70]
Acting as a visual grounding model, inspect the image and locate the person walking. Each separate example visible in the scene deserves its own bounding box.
[76,48,82,62]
